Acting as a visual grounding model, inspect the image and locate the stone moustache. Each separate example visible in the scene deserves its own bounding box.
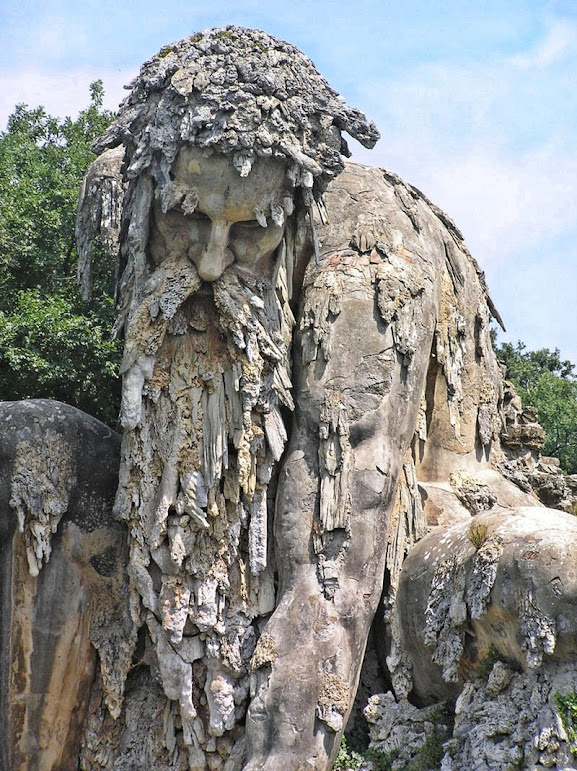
[2,24,577,771]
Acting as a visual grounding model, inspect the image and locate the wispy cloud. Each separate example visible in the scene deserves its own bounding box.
[414,145,577,265]
[354,134,577,268]
[349,29,577,267]
[348,18,577,362]
[509,19,577,68]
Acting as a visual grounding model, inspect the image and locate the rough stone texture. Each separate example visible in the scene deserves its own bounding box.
[363,692,451,769]
[242,158,505,769]
[362,661,577,771]
[76,145,125,301]
[358,378,577,771]
[371,507,577,769]
[500,449,577,513]
[5,25,577,771]
[75,27,385,771]
[501,380,546,452]
[442,661,577,770]
[93,27,379,195]
[0,400,132,770]
[396,507,577,695]
[75,142,510,768]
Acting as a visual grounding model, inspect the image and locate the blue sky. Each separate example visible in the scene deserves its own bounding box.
[1,0,576,365]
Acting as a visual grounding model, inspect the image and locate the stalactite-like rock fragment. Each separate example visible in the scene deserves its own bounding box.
[318,391,352,532]
[9,430,75,576]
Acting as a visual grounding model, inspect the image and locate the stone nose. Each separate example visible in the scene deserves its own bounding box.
[194,220,234,282]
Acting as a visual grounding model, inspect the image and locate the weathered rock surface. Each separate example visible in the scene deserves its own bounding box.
[363,692,451,769]
[362,506,577,770]
[0,400,132,771]
[396,508,577,699]
[362,658,577,771]
[498,378,577,513]
[443,661,577,770]
[4,25,577,771]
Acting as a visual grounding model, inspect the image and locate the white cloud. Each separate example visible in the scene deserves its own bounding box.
[347,27,577,363]
[410,145,577,266]
[0,67,136,130]
[509,19,577,68]
[352,135,577,269]
[348,37,577,269]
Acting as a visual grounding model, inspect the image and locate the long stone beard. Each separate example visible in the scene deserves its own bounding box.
[114,255,294,767]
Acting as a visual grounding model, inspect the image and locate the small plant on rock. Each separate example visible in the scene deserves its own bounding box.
[468,520,489,549]
[333,737,398,771]
[333,737,365,770]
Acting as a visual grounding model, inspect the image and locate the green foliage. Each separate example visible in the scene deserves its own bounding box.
[496,341,577,474]
[334,726,448,771]
[334,737,366,770]
[404,732,445,771]
[554,692,577,754]
[0,84,121,425]
[367,748,400,771]
[334,737,398,771]
[0,290,121,425]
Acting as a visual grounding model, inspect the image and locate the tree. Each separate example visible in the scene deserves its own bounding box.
[0,83,122,426]
[496,341,577,474]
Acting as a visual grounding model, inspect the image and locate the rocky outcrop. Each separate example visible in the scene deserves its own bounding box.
[497,379,577,512]
[362,506,577,770]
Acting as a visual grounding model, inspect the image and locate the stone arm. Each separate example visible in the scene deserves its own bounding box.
[244,164,444,770]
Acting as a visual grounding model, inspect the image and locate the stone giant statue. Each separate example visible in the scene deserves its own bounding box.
[3,25,577,771]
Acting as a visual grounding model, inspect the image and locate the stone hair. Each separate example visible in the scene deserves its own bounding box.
[94,26,379,198]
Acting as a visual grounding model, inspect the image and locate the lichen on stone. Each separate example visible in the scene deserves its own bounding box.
[317,672,349,732]
[465,534,503,620]
[449,469,497,515]
[424,555,467,683]
[520,592,557,668]
[250,633,277,670]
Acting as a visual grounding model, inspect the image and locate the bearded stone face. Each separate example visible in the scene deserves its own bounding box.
[149,146,289,282]
[113,146,296,765]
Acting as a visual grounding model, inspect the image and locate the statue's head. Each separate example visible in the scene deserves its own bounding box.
[96,26,378,195]
[88,27,379,323]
